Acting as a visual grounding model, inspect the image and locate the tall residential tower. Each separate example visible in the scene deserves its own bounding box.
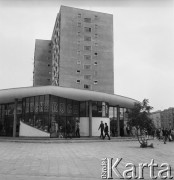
[33,6,114,94]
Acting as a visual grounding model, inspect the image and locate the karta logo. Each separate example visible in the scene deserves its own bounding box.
[101,158,173,179]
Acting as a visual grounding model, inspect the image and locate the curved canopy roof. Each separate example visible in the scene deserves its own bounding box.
[0,86,138,108]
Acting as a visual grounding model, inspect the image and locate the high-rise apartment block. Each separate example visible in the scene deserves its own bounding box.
[33,6,114,94]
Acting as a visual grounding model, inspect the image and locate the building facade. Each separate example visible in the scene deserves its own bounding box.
[160,108,174,129]
[33,40,52,86]
[0,86,137,137]
[34,6,114,94]
[0,6,139,138]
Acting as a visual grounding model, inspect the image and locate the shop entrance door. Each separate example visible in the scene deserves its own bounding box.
[4,117,13,137]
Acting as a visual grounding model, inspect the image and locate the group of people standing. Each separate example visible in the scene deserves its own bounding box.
[98,121,110,140]
[156,128,173,144]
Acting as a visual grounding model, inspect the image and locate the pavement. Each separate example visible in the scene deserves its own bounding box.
[0,138,173,180]
[0,136,138,143]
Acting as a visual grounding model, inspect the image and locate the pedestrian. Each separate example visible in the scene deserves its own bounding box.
[162,128,168,144]
[66,121,72,139]
[103,123,110,140]
[75,122,80,138]
[98,121,104,139]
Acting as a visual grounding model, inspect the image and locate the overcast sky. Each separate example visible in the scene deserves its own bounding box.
[0,0,174,111]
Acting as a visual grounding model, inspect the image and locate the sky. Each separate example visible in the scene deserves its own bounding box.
[0,0,174,112]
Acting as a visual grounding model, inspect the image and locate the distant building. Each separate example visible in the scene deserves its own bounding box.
[150,108,174,129]
[33,5,114,94]
[150,111,161,129]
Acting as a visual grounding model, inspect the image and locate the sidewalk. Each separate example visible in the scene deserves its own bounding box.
[0,139,173,180]
[0,136,138,143]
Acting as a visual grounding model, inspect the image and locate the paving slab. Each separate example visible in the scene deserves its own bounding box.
[0,139,173,180]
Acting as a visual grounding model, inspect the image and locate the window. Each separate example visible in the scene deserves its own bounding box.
[94,52,98,56]
[76,70,81,74]
[85,55,92,60]
[84,65,91,70]
[94,80,98,84]
[84,36,91,41]
[78,13,81,18]
[84,27,91,32]
[78,22,81,27]
[77,32,80,36]
[84,55,91,60]
[95,43,98,46]
[95,34,98,38]
[94,62,98,65]
[77,60,81,65]
[84,46,91,51]
[84,18,91,23]
[84,84,90,89]
[95,24,98,29]
[77,51,80,55]
[94,71,97,76]
[76,80,80,84]
[84,75,91,80]
[48,64,50,67]
[95,15,98,19]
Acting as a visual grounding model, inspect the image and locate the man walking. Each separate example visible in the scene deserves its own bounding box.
[98,121,104,139]
[103,123,110,140]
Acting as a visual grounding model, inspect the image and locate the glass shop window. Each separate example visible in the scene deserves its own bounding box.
[50,95,58,114]
[92,101,102,117]
[67,99,73,116]
[35,96,39,113]
[80,102,87,117]
[26,98,30,113]
[30,97,34,113]
[39,96,45,113]
[73,100,79,116]
[44,95,49,112]
[59,97,66,116]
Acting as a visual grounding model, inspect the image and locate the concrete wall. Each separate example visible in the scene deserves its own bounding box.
[33,39,52,86]
[19,121,50,137]
[55,6,114,94]
[80,117,89,136]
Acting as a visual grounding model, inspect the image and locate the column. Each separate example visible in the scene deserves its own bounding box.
[117,106,120,137]
[113,107,116,119]
[89,101,92,137]
[13,98,18,137]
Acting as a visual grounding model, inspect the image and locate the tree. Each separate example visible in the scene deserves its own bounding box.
[127,99,155,148]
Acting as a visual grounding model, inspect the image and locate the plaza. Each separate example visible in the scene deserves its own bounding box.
[0,139,173,180]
